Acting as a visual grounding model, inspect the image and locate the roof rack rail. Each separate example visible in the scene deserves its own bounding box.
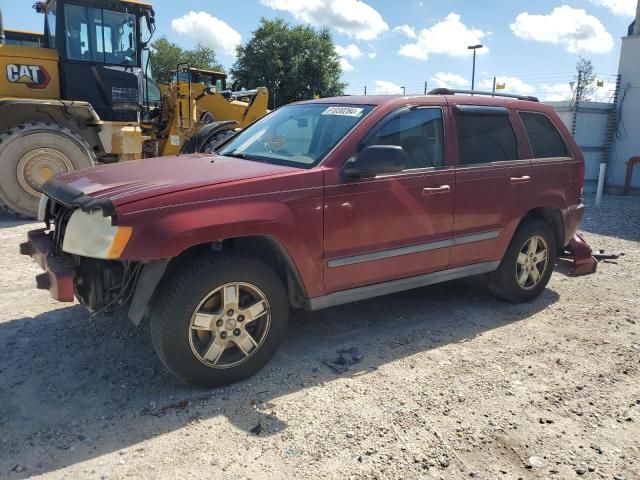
[428,88,539,102]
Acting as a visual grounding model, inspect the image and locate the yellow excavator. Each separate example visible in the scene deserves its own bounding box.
[0,0,269,218]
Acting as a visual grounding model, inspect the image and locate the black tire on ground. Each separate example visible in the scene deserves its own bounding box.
[199,130,236,153]
[149,253,289,387]
[486,219,557,303]
[0,123,95,218]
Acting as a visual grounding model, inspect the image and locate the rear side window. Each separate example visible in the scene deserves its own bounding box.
[456,110,518,165]
[519,112,568,158]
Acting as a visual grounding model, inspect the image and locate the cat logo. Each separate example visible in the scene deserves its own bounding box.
[6,64,51,89]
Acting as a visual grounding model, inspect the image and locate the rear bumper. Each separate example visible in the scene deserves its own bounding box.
[20,229,75,302]
[562,203,584,247]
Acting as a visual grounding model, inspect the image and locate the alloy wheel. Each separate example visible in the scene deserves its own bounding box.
[188,282,271,369]
[516,235,549,290]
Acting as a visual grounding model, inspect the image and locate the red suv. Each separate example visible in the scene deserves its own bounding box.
[22,90,585,387]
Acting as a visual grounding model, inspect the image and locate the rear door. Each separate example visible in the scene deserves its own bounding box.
[450,105,533,268]
[518,111,580,207]
[323,106,455,293]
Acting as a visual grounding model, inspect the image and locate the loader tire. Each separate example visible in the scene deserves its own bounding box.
[199,130,236,153]
[0,123,95,218]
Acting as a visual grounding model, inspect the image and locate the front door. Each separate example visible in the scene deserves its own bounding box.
[450,106,533,268]
[323,106,455,293]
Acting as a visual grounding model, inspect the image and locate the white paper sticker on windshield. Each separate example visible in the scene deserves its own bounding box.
[322,106,364,117]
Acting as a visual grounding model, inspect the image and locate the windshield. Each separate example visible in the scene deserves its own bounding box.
[219,104,374,168]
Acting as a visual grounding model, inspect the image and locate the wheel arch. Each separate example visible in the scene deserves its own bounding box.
[0,99,104,155]
[130,234,308,326]
[518,206,565,248]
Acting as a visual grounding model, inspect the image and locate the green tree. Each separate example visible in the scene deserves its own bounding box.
[150,37,224,83]
[574,56,596,102]
[231,18,346,108]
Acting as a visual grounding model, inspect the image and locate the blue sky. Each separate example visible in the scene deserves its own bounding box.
[4,0,636,100]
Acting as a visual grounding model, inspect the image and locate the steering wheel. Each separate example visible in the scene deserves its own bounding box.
[257,139,274,153]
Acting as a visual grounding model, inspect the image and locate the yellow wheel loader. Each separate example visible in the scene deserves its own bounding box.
[0,1,268,218]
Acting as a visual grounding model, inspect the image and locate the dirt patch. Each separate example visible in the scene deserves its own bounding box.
[1,194,639,479]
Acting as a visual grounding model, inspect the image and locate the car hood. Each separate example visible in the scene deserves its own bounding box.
[48,154,299,208]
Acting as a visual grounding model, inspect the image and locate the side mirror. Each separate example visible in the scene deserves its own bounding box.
[343,145,408,179]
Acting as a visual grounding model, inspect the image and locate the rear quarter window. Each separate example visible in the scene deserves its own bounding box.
[519,111,569,158]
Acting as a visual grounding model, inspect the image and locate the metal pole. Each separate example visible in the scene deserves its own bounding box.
[595,162,607,208]
[471,50,476,90]
[401,86,406,95]
[364,85,367,95]
[492,76,496,95]
[424,81,427,94]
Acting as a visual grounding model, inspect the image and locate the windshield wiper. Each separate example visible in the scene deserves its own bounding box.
[222,152,268,163]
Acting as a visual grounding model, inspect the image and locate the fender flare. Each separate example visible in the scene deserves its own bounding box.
[180,120,238,154]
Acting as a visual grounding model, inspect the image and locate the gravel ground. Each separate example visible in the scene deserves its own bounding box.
[0,194,639,480]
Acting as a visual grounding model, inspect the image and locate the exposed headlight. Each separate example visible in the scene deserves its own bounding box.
[62,209,133,259]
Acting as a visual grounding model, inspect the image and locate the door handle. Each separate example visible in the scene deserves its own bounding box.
[422,185,451,195]
[510,175,531,184]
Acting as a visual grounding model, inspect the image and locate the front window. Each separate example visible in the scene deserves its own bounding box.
[64,3,137,66]
[360,107,444,169]
[219,104,374,168]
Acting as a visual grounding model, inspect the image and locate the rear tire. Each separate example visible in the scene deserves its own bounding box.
[0,123,95,218]
[149,253,289,387]
[487,219,556,303]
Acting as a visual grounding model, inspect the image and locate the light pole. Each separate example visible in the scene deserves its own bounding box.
[467,44,483,91]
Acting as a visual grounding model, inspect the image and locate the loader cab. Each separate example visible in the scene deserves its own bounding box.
[38,0,155,122]
[4,30,45,47]
[173,67,227,91]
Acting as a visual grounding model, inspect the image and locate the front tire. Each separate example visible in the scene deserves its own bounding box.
[149,253,289,387]
[0,123,95,218]
[487,219,556,302]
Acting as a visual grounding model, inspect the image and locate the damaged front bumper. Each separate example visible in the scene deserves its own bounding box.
[566,233,598,276]
[20,229,76,302]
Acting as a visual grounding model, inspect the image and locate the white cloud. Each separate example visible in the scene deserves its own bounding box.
[430,72,470,88]
[335,44,363,58]
[394,24,417,39]
[374,80,403,94]
[398,13,489,60]
[539,83,574,101]
[171,11,241,56]
[261,0,389,40]
[368,52,377,59]
[479,76,535,94]
[510,6,614,54]
[588,0,636,17]
[339,58,355,72]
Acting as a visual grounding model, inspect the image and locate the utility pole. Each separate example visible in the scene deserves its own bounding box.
[492,76,496,95]
[424,81,428,94]
[401,86,406,95]
[467,44,483,91]
[364,85,367,95]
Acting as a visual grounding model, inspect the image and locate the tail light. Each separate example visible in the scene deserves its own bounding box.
[577,160,585,199]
